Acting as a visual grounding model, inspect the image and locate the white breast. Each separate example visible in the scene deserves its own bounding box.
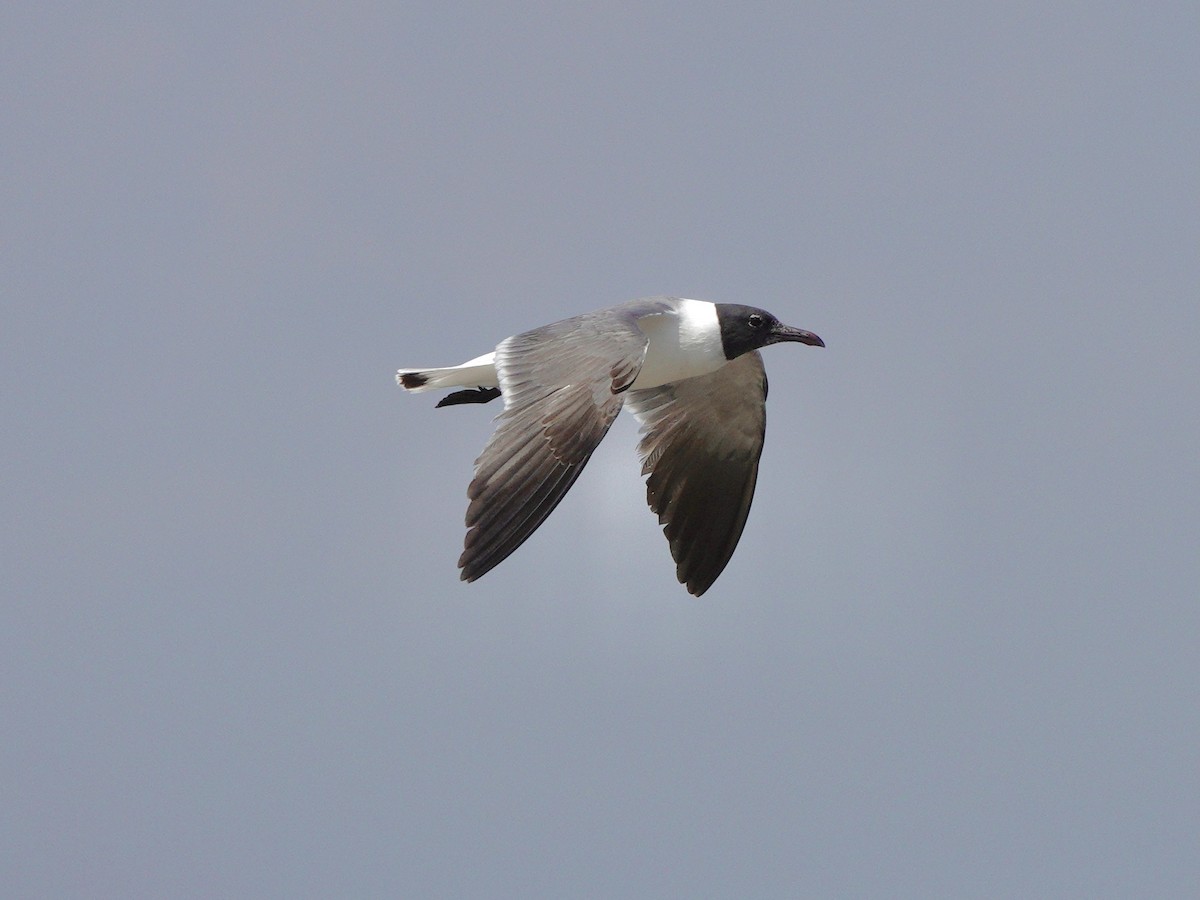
[630,299,728,390]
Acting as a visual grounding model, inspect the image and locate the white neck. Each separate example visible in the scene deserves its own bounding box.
[629,299,727,390]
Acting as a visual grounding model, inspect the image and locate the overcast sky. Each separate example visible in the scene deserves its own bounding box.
[4,2,1198,896]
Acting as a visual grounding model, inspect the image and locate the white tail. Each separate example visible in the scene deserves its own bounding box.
[395,352,498,393]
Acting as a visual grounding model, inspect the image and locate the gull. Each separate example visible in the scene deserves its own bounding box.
[396,297,823,595]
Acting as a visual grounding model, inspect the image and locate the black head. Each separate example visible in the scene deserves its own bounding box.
[714,303,825,360]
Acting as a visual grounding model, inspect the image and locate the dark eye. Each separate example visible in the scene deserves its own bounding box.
[748,313,764,329]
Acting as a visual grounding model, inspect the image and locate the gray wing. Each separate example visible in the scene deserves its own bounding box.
[625,351,768,596]
[458,309,655,583]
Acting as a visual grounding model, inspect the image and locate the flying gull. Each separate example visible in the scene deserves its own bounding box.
[396,296,824,595]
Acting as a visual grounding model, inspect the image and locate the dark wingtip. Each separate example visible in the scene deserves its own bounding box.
[674,550,720,597]
[398,371,428,389]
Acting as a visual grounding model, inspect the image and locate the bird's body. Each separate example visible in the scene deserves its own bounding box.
[396,296,823,595]
[399,298,729,397]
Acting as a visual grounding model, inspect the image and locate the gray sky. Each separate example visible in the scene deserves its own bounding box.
[4,2,1198,896]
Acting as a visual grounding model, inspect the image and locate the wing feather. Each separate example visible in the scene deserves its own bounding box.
[625,352,768,596]
[458,311,652,583]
